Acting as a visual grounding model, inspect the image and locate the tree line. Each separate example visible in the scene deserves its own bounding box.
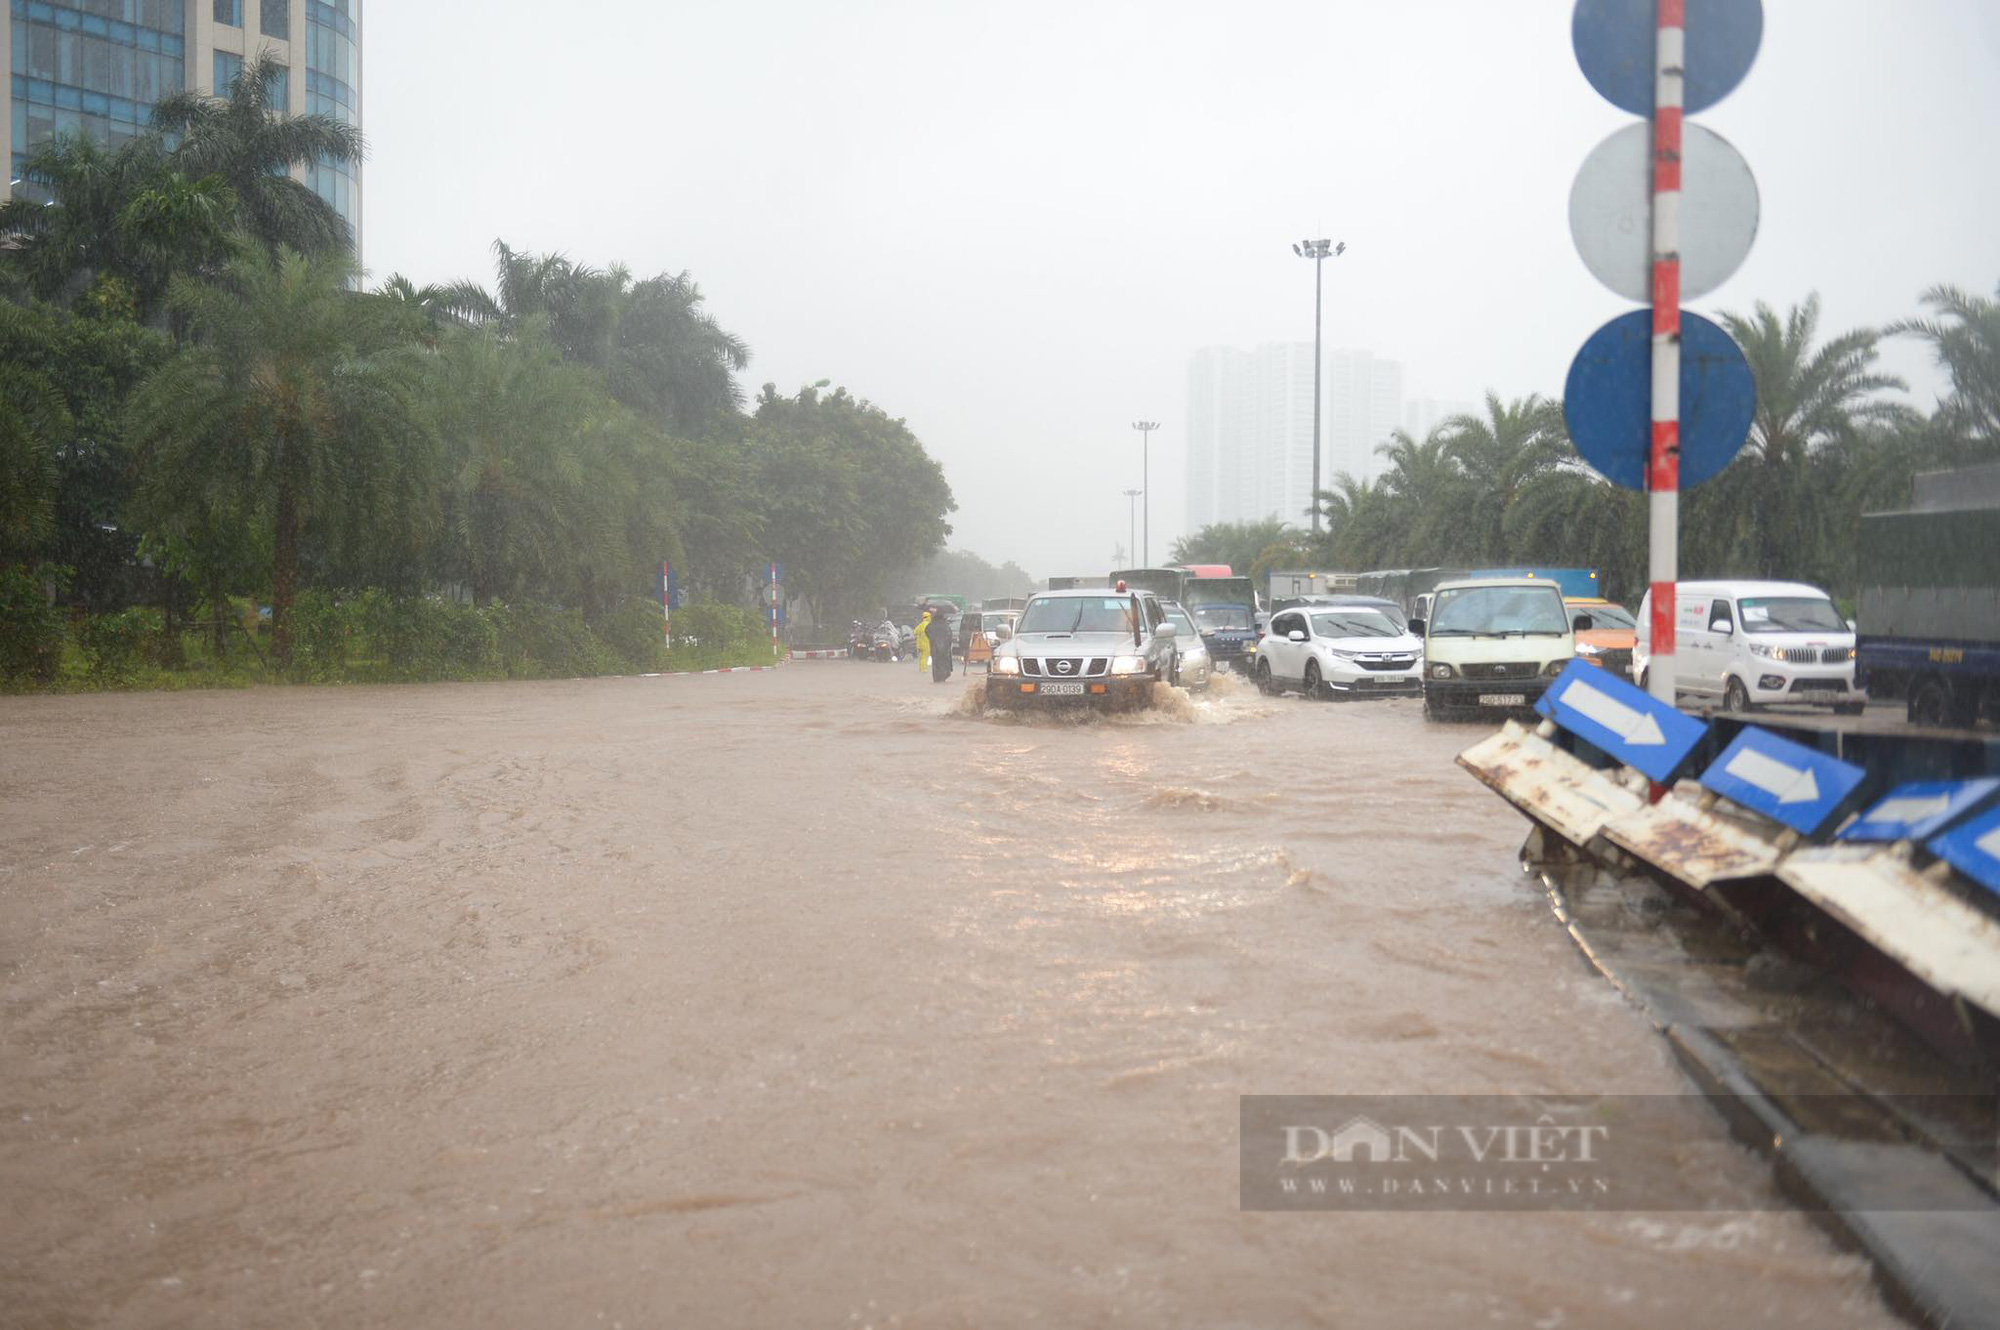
[1172,288,2000,604]
[0,57,958,683]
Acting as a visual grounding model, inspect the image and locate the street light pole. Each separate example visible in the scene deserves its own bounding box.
[1292,238,1345,536]
[1122,488,1142,569]
[1130,420,1159,565]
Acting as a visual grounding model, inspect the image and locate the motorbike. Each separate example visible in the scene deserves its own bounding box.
[847,621,871,659]
[869,621,902,662]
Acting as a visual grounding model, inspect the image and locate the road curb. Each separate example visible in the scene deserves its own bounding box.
[637,664,783,679]
[1538,864,2000,1329]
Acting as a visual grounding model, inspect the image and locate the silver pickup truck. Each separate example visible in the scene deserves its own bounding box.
[987,586,1180,710]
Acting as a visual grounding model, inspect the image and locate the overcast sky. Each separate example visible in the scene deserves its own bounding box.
[365,0,2000,579]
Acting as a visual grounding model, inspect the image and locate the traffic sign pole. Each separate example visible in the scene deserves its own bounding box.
[1646,0,1683,706]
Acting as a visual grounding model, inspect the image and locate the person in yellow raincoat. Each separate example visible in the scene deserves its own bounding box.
[913,609,932,672]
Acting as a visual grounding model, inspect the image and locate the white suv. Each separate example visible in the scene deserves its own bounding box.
[1254,604,1422,699]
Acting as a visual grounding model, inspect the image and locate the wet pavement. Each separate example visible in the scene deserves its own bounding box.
[0,664,1901,1327]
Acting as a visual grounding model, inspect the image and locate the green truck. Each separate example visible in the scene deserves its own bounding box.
[1856,460,2000,726]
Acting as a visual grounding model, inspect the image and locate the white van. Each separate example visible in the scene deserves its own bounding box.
[1632,579,1864,714]
[1418,578,1575,719]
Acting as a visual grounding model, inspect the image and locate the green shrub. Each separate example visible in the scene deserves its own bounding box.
[0,565,67,684]
[360,593,501,681]
[289,590,361,681]
[492,602,618,679]
[77,606,154,681]
[592,596,669,673]
[664,601,776,672]
[671,602,761,653]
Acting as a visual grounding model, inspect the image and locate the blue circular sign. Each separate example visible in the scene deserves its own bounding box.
[1563,309,1756,491]
[1573,0,1763,117]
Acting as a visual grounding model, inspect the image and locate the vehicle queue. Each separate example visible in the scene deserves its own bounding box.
[905,563,1872,724]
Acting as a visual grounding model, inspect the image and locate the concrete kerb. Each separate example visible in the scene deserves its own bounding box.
[1535,863,2000,1330]
[634,648,850,680]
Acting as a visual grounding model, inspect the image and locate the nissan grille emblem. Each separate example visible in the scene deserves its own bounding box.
[1056,659,1075,675]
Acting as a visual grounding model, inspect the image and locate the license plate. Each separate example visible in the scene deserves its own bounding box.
[1039,681,1086,696]
[1479,693,1527,707]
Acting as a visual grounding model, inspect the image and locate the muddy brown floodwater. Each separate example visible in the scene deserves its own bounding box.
[1,666,1902,1328]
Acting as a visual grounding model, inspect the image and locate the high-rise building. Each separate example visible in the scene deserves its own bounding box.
[1322,349,1405,486]
[4,0,363,253]
[1185,343,1405,532]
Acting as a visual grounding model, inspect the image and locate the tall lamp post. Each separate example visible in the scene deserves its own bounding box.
[1291,238,1345,535]
[1130,420,1159,565]
[1122,488,1142,569]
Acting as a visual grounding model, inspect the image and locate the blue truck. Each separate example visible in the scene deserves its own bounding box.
[1855,461,2000,727]
[1179,575,1260,674]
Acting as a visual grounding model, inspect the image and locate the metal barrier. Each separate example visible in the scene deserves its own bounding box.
[1462,659,2000,1064]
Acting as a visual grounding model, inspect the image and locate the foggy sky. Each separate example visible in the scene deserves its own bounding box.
[366,1,2000,579]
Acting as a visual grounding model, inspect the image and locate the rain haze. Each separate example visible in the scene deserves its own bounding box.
[369,0,2000,576]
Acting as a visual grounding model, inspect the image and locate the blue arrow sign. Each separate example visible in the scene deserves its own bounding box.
[1573,0,1763,118]
[1536,658,1708,783]
[1927,806,2000,901]
[1837,778,2000,844]
[1564,309,1757,491]
[1698,728,1868,837]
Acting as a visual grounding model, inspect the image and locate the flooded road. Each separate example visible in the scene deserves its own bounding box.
[1,665,1898,1327]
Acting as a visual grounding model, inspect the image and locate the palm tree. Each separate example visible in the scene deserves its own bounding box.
[127,248,428,666]
[443,241,751,433]
[150,52,363,256]
[1706,294,1905,580]
[609,271,751,434]
[1437,393,1564,562]
[1167,517,1297,574]
[427,327,627,605]
[1373,426,1470,563]
[1893,282,2000,457]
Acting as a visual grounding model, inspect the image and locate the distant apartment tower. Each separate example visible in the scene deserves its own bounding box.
[1186,343,1405,531]
[1322,349,1405,486]
[1186,342,1314,532]
[3,1,363,253]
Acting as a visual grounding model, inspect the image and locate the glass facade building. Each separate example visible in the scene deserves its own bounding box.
[5,0,362,254]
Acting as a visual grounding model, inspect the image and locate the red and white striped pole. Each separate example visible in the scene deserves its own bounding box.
[768,562,780,659]
[1646,0,1683,705]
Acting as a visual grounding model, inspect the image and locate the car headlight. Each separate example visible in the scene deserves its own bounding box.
[1324,647,1360,659]
[1110,655,1147,676]
[1544,659,1567,676]
[1431,663,1454,680]
[993,656,1020,675]
[1184,646,1209,663]
[1575,641,1602,655]
[1747,642,1774,658]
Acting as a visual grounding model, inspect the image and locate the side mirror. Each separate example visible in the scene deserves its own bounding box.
[1288,630,1307,643]
[1407,617,1426,637]
[1846,618,1857,631]
[996,624,1012,641]
[1154,622,1176,639]
[1713,621,1734,637]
